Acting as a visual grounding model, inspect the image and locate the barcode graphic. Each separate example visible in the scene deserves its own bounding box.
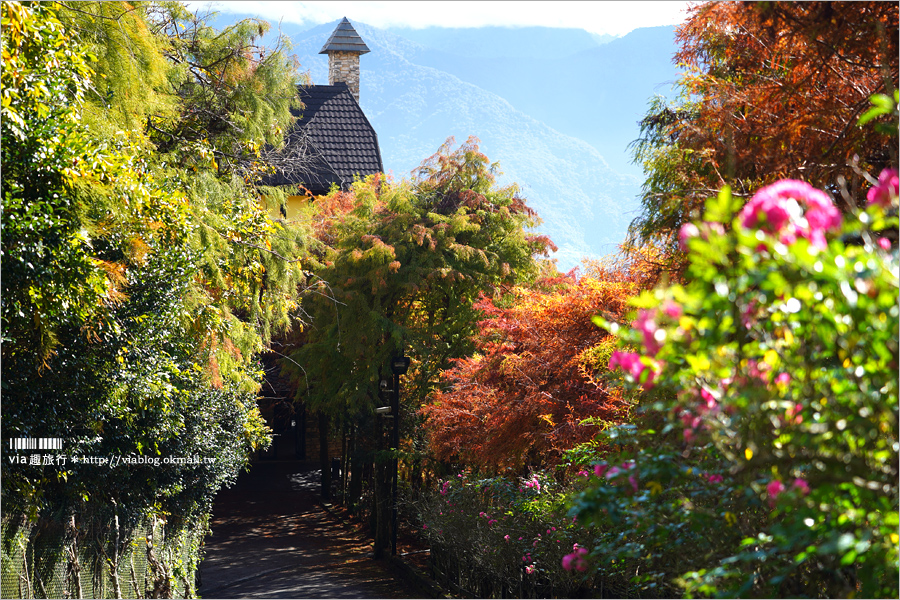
[9,438,64,450]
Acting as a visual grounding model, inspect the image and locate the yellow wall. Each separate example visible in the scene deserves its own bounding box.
[265,194,311,222]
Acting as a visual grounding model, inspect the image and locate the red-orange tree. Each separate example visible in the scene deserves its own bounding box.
[421,270,640,474]
[630,1,898,253]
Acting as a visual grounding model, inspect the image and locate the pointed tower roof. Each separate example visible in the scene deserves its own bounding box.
[319,17,370,54]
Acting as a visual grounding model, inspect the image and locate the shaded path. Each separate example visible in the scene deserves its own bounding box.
[198,460,422,599]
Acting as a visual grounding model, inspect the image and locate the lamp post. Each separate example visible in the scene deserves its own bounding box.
[389,354,409,556]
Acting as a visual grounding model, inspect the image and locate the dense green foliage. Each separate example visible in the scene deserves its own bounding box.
[1,2,308,595]
[575,175,898,597]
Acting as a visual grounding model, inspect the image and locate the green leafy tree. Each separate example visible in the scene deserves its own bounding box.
[285,137,553,421]
[1,1,277,524]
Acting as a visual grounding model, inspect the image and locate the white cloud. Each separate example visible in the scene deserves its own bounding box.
[187,1,695,37]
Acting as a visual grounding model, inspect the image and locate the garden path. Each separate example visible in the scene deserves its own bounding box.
[198,460,421,599]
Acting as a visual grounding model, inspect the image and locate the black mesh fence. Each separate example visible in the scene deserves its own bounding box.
[1,513,205,599]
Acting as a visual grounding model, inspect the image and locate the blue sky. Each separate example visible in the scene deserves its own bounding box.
[187,1,694,37]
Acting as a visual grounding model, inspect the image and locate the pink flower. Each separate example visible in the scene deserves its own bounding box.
[663,301,683,319]
[700,388,718,412]
[741,189,794,233]
[740,179,842,250]
[562,547,589,572]
[628,474,639,493]
[683,428,694,443]
[633,309,663,356]
[608,351,660,388]
[741,299,758,330]
[767,480,785,506]
[525,564,535,575]
[679,223,700,251]
[593,463,607,478]
[867,168,899,208]
[705,473,724,484]
[504,535,510,542]
[440,481,450,495]
[878,237,892,250]
[680,410,701,430]
[775,373,791,387]
[785,403,803,425]
[792,478,810,496]
[748,359,770,384]
[524,476,541,493]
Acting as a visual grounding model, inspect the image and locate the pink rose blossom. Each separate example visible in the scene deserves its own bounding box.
[562,546,589,572]
[704,473,724,484]
[741,299,758,330]
[679,222,700,251]
[663,301,683,319]
[748,359,770,384]
[608,351,661,388]
[525,564,535,575]
[879,237,892,250]
[740,179,842,250]
[792,478,811,496]
[524,476,541,493]
[633,309,663,356]
[680,410,701,430]
[775,373,791,387]
[767,480,785,506]
[700,388,718,412]
[593,463,608,478]
[785,403,803,425]
[867,168,899,208]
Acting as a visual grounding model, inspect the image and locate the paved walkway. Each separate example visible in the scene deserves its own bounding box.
[198,460,423,599]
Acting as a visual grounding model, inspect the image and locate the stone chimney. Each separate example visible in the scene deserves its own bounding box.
[319,17,370,103]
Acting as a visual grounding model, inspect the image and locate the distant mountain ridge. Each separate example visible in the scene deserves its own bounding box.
[205,12,680,269]
[384,26,618,59]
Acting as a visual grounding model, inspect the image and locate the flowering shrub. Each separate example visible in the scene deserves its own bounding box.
[411,471,613,596]
[572,175,898,597]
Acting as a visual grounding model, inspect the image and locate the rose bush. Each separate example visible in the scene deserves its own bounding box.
[571,174,898,597]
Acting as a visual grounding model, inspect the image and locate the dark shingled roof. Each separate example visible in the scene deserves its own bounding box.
[319,17,370,55]
[262,82,383,195]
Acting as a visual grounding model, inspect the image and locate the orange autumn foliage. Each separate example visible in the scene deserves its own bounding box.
[630,1,898,258]
[421,271,638,474]
[675,1,897,187]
